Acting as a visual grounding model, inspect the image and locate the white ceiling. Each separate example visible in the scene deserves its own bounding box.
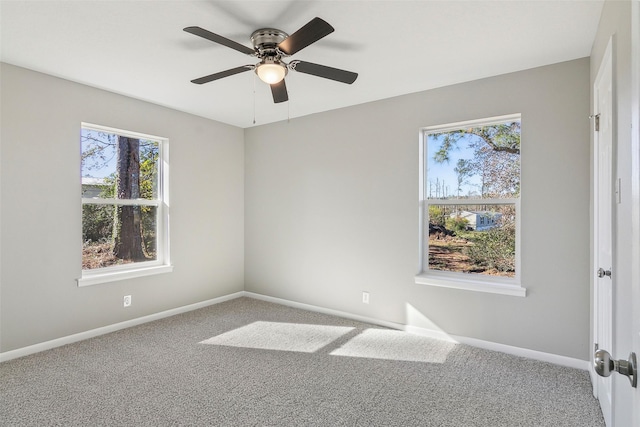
[1,1,604,128]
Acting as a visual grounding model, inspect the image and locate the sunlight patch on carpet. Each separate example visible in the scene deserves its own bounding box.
[330,329,455,363]
[200,321,354,353]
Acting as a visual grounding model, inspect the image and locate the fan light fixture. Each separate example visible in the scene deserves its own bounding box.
[184,18,358,104]
[256,60,287,84]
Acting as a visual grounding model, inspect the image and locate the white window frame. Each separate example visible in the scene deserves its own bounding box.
[78,123,172,287]
[415,114,525,297]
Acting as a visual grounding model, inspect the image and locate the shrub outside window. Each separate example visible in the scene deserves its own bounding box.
[417,114,524,296]
[79,123,170,286]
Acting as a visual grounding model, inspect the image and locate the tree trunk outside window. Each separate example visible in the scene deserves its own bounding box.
[113,136,146,261]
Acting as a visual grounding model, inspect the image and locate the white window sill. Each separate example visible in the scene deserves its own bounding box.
[415,273,526,297]
[77,264,173,287]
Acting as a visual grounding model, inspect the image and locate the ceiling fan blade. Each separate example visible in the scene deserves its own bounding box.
[270,80,289,103]
[277,17,334,55]
[291,61,358,84]
[191,65,253,84]
[184,26,255,56]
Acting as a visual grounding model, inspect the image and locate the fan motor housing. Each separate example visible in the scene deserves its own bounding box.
[251,28,289,57]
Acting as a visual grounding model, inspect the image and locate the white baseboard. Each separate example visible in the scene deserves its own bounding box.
[0,292,244,363]
[407,326,590,371]
[244,292,591,371]
[2,290,591,372]
[243,291,406,330]
[454,334,590,371]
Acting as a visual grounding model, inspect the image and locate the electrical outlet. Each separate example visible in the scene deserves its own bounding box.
[123,295,132,307]
[362,291,370,304]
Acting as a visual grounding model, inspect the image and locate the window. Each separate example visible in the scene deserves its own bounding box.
[79,123,171,286]
[416,114,524,296]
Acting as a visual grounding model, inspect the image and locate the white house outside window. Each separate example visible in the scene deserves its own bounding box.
[79,123,171,286]
[416,114,524,297]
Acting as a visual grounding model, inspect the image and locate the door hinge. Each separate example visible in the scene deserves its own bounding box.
[595,343,599,352]
[590,114,601,132]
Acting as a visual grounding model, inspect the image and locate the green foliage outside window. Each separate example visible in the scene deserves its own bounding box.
[464,221,516,273]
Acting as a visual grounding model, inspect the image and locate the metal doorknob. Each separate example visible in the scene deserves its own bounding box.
[594,349,638,388]
[597,268,612,278]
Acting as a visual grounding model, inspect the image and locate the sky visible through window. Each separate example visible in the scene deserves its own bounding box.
[426,133,480,199]
[81,128,117,179]
[81,128,158,183]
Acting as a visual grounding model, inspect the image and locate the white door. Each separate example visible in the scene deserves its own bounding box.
[593,38,614,427]
[631,2,640,424]
[632,186,639,425]
[594,19,640,425]
[632,212,639,424]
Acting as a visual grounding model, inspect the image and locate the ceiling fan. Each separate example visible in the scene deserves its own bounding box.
[184,17,358,103]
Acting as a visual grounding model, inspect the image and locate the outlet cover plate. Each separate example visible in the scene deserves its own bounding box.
[362,292,370,304]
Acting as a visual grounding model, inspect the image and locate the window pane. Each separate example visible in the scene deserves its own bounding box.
[81,177,113,198]
[427,204,516,277]
[139,139,159,200]
[81,129,158,200]
[82,204,157,270]
[426,121,520,200]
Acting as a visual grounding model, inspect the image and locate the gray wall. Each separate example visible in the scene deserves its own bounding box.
[0,64,245,352]
[245,58,591,360]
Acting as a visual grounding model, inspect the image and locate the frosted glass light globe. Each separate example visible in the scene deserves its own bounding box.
[256,62,287,84]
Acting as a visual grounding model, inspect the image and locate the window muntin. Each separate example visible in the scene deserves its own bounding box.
[80,124,169,278]
[419,115,521,288]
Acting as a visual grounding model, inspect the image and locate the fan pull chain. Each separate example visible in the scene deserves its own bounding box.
[253,74,256,125]
[287,77,291,123]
